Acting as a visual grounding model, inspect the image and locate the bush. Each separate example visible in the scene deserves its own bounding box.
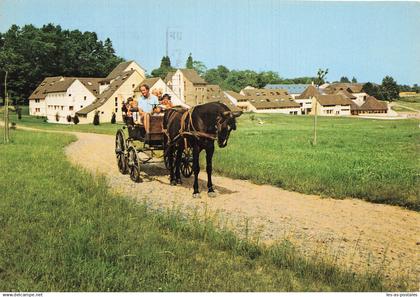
[66,115,72,123]
[93,111,100,125]
[73,114,79,125]
[55,112,59,122]
[111,112,116,124]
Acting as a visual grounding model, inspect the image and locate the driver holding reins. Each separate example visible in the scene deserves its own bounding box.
[138,83,160,133]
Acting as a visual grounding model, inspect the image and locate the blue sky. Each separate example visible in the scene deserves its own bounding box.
[1,0,419,85]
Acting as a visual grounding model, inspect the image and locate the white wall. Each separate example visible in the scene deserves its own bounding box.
[294,98,313,114]
[253,107,302,115]
[80,71,144,124]
[171,70,185,103]
[352,92,368,106]
[29,99,46,116]
[45,80,96,124]
[223,92,238,105]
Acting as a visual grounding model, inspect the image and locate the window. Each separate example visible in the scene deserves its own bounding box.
[132,84,135,88]
[61,106,64,110]
[84,96,87,100]
[80,105,83,108]
[69,106,74,111]
[69,94,71,96]
[115,108,118,112]
[35,108,40,113]
[101,111,104,114]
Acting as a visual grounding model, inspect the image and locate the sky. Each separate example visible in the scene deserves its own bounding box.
[0,0,419,85]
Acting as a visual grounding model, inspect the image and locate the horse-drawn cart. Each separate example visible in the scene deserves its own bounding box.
[115,115,193,182]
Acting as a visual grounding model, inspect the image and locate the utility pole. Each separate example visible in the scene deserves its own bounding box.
[4,71,9,144]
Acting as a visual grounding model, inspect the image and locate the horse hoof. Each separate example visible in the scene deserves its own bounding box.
[176,179,182,185]
[192,193,201,199]
[170,180,177,186]
[208,191,217,198]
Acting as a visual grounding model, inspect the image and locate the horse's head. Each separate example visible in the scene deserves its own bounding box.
[216,110,242,148]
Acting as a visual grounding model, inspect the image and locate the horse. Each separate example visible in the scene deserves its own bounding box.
[164,102,242,198]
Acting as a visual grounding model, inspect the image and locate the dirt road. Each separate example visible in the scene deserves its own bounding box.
[62,131,420,286]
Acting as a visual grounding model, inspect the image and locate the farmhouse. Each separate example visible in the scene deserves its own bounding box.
[29,60,146,124]
[29,76,101,123]
[240,88,293,99]
[294,85,320,115]
[311,94,352,116]
[168,69,207,106]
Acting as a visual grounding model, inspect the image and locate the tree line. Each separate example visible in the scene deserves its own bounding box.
[151,53,319,92]
[0,24,124,104]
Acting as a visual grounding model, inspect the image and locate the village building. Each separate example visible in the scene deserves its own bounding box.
[29,61,146,124]
[352,96,388,115]
[311,94,352,116]
[224,90,300,114]
[169,69,207,106]
[240,88,293,99]
[205,85,241,111]
[265,84,310,98]
[29,76,101,123]
[294,85,320,115]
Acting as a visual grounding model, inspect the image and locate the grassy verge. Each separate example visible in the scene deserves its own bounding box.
[0,129,405,291]
[213,114,419,210]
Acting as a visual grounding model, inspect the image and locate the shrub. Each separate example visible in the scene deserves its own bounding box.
[55,112,59,122]
[66,115,72,123]
[111,112,116,124]
[93,111,100,125]
[73,114,79,125]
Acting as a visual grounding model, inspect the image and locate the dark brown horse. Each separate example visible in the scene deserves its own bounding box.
[164,102,242,198]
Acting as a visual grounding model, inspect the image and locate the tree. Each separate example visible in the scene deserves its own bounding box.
[340,76,350,83]
[150,56,175,79]
[0,23,124,103]
[66,115,72,122]
[351,76,358,83]
[192,60,207,76]
[381,76,399,101]
[315,68,328,86]
[186,53,193,69]
[111,112,116,124]
[93,111,100,125]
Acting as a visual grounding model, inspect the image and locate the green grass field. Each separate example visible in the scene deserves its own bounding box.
[1,129,403,291]
[2,109,419,210]
[213,114,419,210]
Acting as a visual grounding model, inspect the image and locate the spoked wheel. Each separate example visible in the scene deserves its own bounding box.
[181,147,193,178]
[115,129,128,174]
[128,146,141,183]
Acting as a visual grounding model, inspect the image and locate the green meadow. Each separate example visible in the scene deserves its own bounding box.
[2,108,419,209]
[1,129,405,291]
[214,114,419,210]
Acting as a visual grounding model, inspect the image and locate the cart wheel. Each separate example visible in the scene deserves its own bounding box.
[181,147,193,178]
[115,129,128,174]
[128,146,141,183]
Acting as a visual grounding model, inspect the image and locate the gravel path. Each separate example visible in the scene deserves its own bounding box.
[62,131,419,286]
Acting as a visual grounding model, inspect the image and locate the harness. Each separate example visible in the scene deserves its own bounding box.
[179,107,218,140]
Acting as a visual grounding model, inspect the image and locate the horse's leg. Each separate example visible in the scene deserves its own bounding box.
[192,143,201,198]
[206,142,216,197]
[168,144,177,186]
[175,139,183,184]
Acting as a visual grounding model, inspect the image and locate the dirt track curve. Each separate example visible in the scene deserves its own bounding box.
[61,131,420,286]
